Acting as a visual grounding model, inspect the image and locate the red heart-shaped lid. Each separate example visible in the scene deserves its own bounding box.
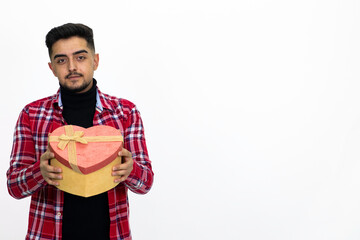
[49,125,123,174]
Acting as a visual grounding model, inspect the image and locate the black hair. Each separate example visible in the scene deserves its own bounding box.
[45,23,95,57]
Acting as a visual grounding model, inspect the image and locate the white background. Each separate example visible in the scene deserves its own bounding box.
[1,0,360,239]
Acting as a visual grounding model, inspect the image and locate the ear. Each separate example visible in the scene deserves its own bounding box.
[48,62,57,77]
[93,53,99,71]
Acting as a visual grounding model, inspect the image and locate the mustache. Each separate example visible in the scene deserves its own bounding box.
[66,72,83,79]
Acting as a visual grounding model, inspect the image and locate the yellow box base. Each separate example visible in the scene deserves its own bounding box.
[50,156,121,197]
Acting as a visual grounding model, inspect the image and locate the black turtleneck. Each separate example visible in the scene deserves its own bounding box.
[61,79,110,240]
[60,80,97,128]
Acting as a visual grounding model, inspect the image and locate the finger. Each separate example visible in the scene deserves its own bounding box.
[112,164,122,171]
[45,172,63,180]
[114,174,129,183]
[45,178,60,186]
[112,169,128,176]
[45,175,61,186]
[46,164,62,173]
[118,148,132,158]
[41,159,62,173]
[42,171,62,186]
[112,162,132,171]
[40,151,55,161]
[114,177,124,183]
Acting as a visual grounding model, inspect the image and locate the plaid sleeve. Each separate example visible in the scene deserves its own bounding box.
[123,106,154,194]
[6,108,46,199]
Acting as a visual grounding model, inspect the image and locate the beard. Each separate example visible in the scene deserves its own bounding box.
[60,78,93,94]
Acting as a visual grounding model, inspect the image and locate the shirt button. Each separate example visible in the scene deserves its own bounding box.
[56,212,62,217]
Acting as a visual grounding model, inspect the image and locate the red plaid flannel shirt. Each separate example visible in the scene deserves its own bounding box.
[7,87,154,240]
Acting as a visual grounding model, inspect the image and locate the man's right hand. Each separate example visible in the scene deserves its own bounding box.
[40,150,62,186]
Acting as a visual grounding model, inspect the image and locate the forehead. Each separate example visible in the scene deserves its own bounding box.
[51,36,91,57]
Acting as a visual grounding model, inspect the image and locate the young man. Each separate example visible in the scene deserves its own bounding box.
[7,23,154,240]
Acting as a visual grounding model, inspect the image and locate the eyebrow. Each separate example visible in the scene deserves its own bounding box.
[53,49,89,60]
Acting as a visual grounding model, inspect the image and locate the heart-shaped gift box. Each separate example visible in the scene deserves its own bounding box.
[49,125,123,197]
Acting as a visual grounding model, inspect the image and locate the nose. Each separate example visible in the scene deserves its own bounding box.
[68,58,77,72]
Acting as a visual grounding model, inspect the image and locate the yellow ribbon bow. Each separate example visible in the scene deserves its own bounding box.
[57,131,88,150]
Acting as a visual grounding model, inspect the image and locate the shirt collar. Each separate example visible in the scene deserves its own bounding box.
[56,88,103,112]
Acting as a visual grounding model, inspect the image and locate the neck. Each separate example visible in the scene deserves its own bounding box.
[60,79,97,109]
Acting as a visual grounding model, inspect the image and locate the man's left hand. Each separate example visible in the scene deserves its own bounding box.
[112,148,134,183]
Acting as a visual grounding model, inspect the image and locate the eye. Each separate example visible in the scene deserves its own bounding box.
[56,58,66,64]
[77,55,86,61]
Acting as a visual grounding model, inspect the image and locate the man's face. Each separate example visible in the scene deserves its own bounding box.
[48,36,99,93]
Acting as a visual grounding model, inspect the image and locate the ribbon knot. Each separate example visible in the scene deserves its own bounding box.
[57,131,88,150]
